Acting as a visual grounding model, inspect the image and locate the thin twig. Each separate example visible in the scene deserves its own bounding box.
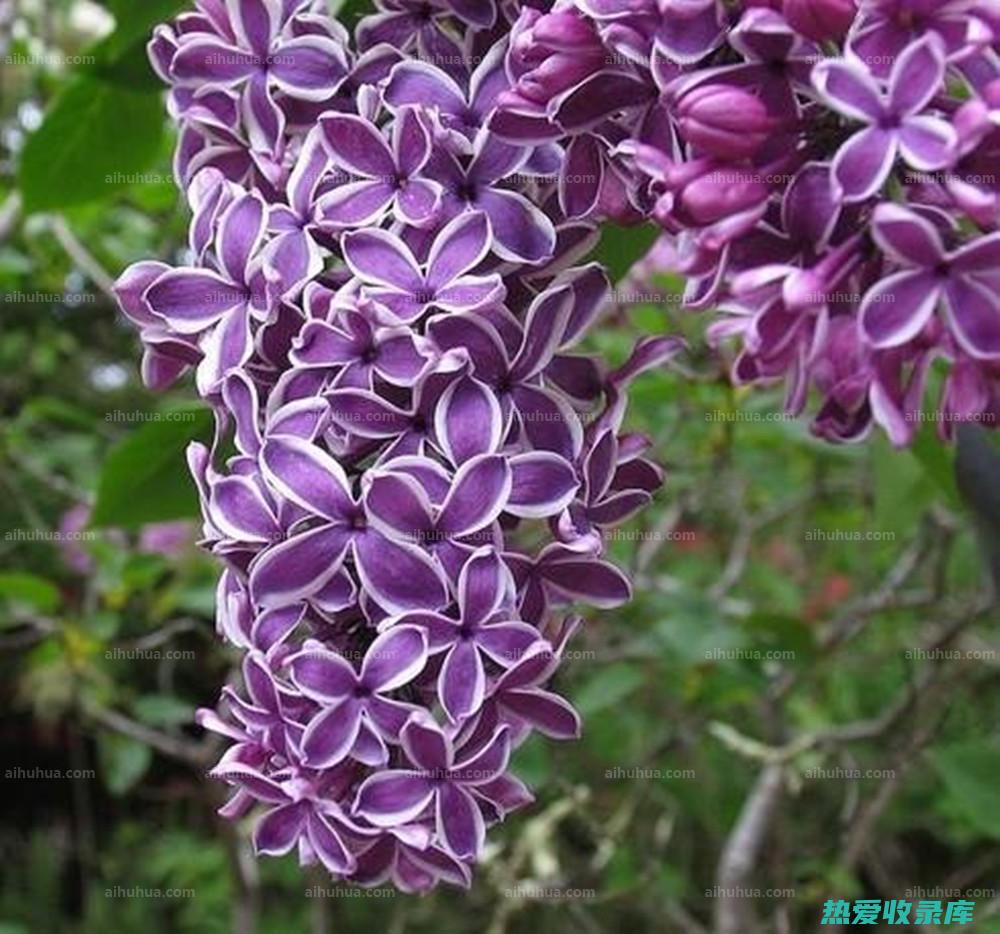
[50,215,116,300]
[85,703,215,767]
[713,763,785,934]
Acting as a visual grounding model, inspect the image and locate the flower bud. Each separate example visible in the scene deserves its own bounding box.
[676,84,774,160]
[783,0,857,42]
[681,166,769,224]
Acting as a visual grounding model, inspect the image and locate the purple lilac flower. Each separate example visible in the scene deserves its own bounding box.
[489,0,1000,445]
[116,0,683,893]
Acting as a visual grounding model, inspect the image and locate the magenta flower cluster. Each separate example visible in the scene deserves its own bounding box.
[113,0,680,891]
[495,0,1000,444]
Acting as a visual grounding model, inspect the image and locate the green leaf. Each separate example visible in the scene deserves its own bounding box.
[575,663,645,716]
[133,695,194,728]
[930,741,1000,839]
[83,0,188,88]
[910,424,961,508]
[332,0,374,26]
[18,78,165,213]
[593,222,660,282]
[0,573,61,616]
[90,408,213,530]
[97,733,153,796]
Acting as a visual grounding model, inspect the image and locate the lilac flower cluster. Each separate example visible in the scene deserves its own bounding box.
[113,0,680,892]
[494,0,1000,444]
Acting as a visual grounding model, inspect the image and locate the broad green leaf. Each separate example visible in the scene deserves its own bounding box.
[332,0,374,26]
[593,222,660,282]
[86,0,189,88]
[19,78,165,213]
[0,573,61,617]
[90,408,213,530]
[575,663,644,715]
[930,741,1000,839]
[97,733,153,796]
[133,695,194,728]
[910,424,960,508]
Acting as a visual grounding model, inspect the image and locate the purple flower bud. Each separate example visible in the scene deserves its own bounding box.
[675,83,776,159]
[680,166,770,224]
[783,0,857,41]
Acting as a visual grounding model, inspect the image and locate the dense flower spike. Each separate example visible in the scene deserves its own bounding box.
[116,0,682,893]
[493,0,1000,445]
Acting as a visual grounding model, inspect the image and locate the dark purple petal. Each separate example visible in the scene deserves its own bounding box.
[249,524,351,607]
[171,40,258,84]
[438,455,511,538]
[270,37,346,98]
[354,531,448,614]
[210,476,281,542]
[888,34,946,116]
[507,452,579,518]
[458,547,509,626]
[361,625,428,692]
[320,112,396,178]
[305,811,356,875]
[436,784,484,860]
[477,189,556,264]
[354,771,436,826]
[871,203,945,267]
[832,127,896,201]
[434,376,504,465]
[302,700,363,767]
[145,269,246,332]
[439,640,485,722]
[342,228,423,292]
[254,803,306,856]
[859,270,941,348]
[503,688,581,739]
[426,211,492,291]
[944,277,1000,358]
[289,644,357,701]
[400,714,452,772]
[260,436,355,521]
[476,622,540,668]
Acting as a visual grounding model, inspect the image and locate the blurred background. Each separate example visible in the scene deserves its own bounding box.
[1,2,998,933]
